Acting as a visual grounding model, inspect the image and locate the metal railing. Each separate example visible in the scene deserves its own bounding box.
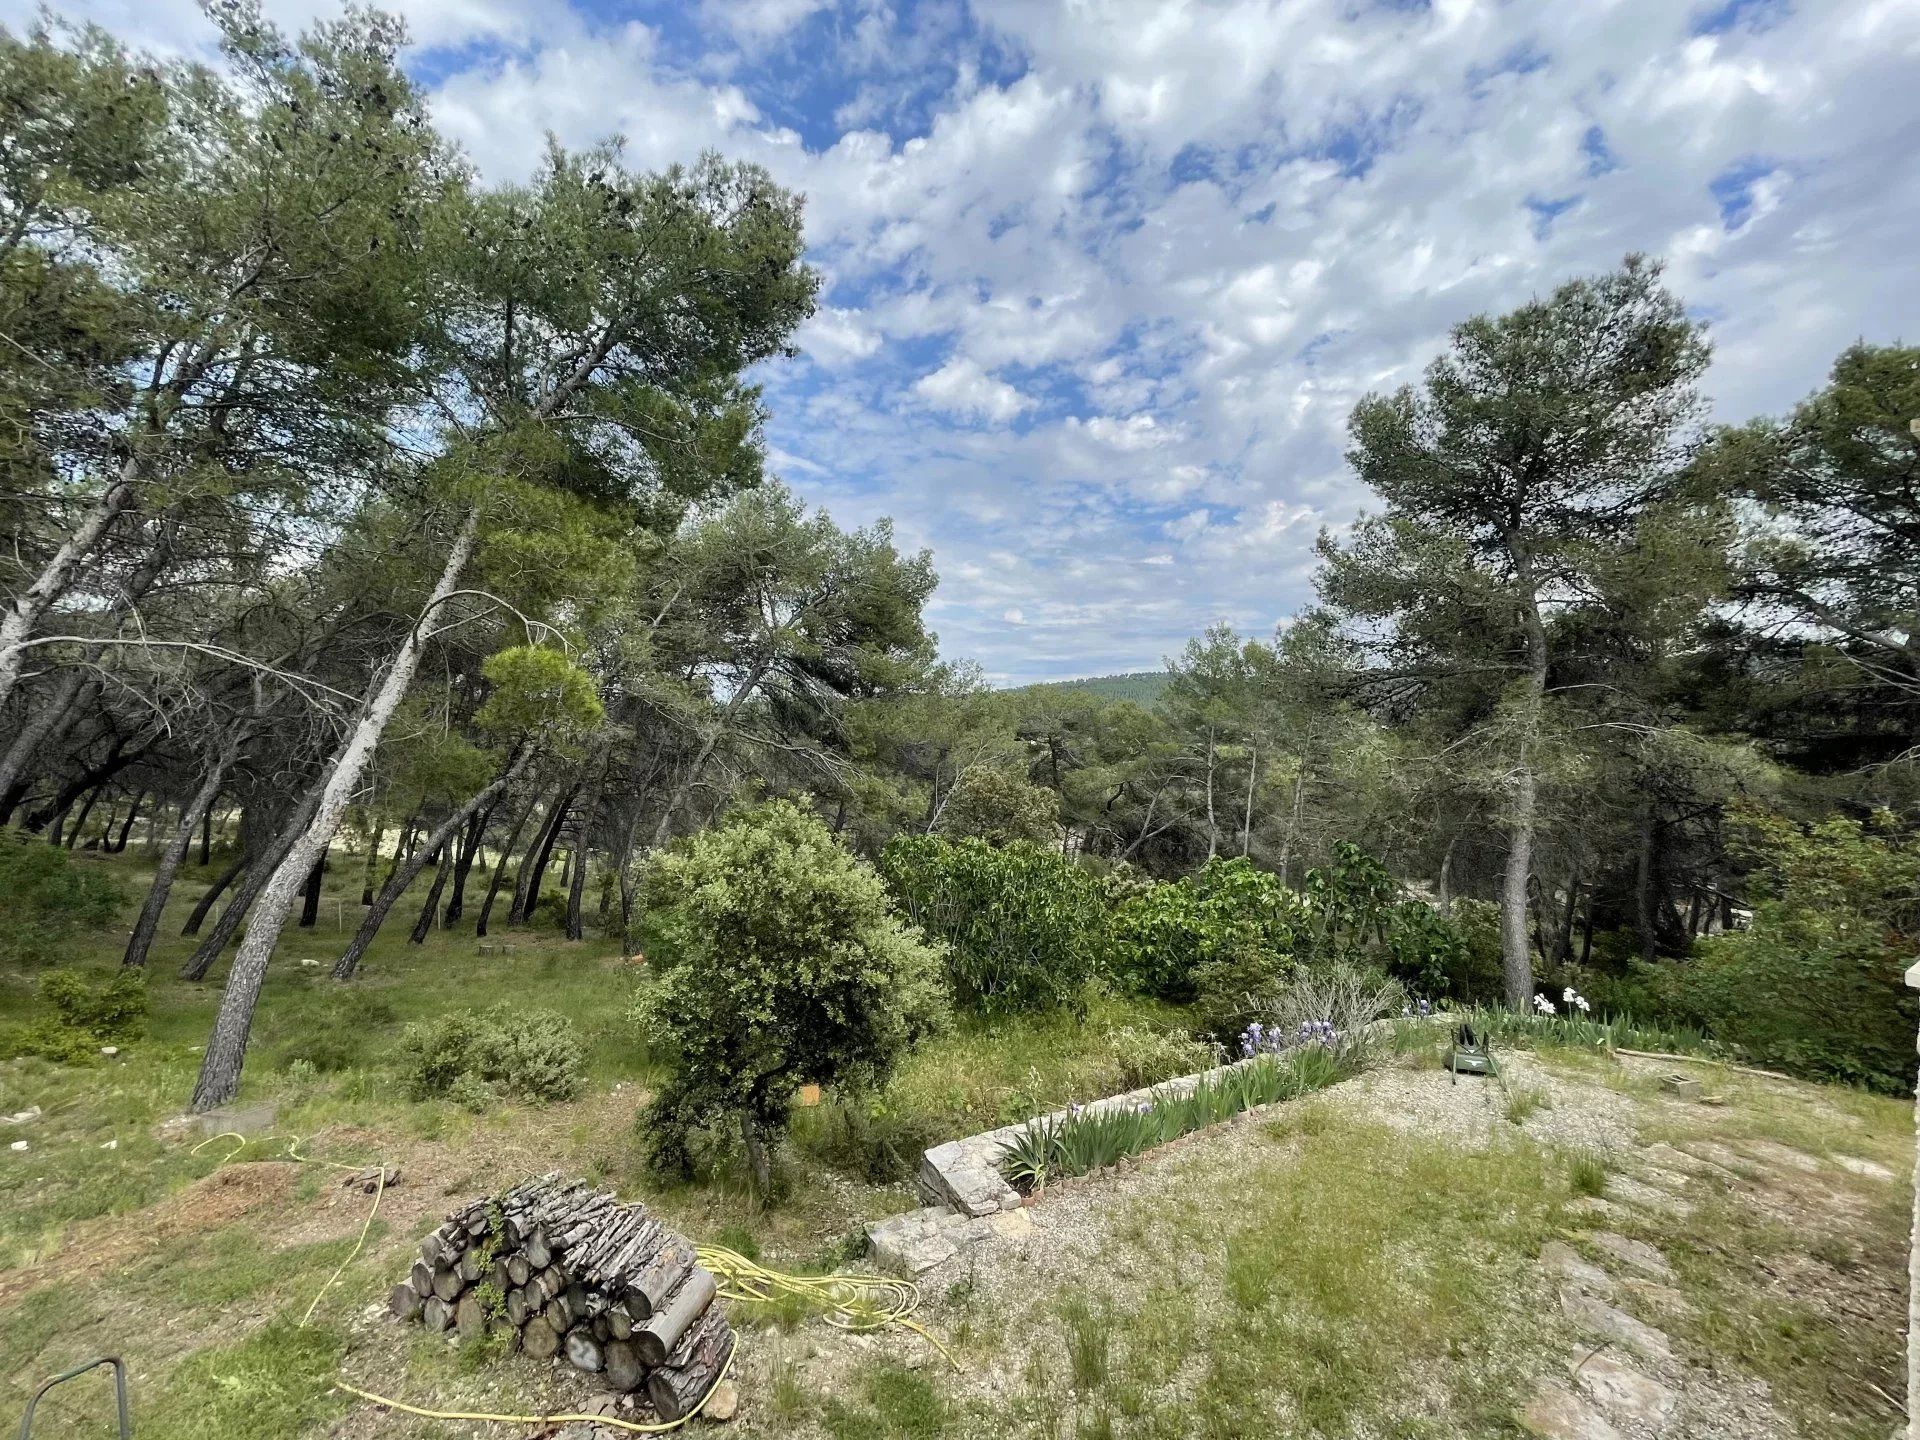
[18,1356,129,1439]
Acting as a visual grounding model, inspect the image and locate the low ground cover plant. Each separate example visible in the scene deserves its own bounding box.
[398,1005,587,1108]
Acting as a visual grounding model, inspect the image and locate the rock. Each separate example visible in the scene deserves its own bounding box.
[1639,1142,1707,1175]
[9,1140,26,1152]
[704,1380,739,1421]
[988,1209,1035,1239]
[1604,1176,1693,1216]
[99,1139,117,1150]
[1541,1241,1615,1295]
[1588,1232,1673,1281]
[4,1107,42,1125]
[867,1210,961,1277]
[1559,1289,1671,1361]
[1571,1350,1677,1430]
[99,1045,119,1057]
[1518,1383,1625,1440]
[164,1101,279,1141]
[1736,1138,1821,1173]
[584,1394,619,1417]
[1834,1154,1894,1182]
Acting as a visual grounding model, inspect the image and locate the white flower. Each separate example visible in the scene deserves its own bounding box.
[1572,993,1591,1014]
[1532,994,1556,1015]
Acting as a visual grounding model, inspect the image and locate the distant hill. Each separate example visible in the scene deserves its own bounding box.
[1012,670,1170,705]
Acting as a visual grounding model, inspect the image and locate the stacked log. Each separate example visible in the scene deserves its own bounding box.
[389,1173,733,1420]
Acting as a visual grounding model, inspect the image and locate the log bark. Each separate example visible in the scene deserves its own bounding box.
[389,1283,423,1322]
[422,1296,454,1333]
[432,1266,463,1303]
[646,1313,733,1423]
[564,1327,602,1373]
[636,1267,716,1366]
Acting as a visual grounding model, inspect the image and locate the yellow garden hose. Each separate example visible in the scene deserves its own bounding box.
[187,1130,952,1433]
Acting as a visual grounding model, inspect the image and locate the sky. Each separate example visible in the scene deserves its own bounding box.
[20,0,1920,684]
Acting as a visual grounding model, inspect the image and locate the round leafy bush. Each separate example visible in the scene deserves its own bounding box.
[399,1006,586,1105]
[937,766,1059,846]
[880,834,1107,1014]
[638,801,947,1186]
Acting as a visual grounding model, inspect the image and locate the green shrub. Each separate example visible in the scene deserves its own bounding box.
[1658,922,1914,1093]
[880,834,1106,1015]
[938,766,1059,846]
[0,832,122,963]
[639,801,948,1187]
[1651,806,1920,1094]
[1111,857,1305,1003]
[1191,939,1292,1041]
[40,967,146,1041]
[1382,899,1503,1004]
[276,990,397,1074]
[398,1006,586,1105]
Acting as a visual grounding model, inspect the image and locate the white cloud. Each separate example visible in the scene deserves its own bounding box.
[36,0,1920,682]
[912,357,1033,424]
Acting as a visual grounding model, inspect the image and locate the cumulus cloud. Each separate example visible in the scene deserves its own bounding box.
[50,0,1920,683]
[912,357,1033,424]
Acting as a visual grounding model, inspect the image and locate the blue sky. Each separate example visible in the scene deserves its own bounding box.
[26,0,1920,683]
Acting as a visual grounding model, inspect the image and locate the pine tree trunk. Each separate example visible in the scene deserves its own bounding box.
[408,842,453,944]
[111,790,145,852]
[0,461,140,715]
[181,792,323,980]
[515,782,579,924]
[360,819,386,907]
[297,843,328,928]
[199,803,213,866]
[126,756,229,968]
[63,783,106,849]
[182,852,246,937]
[441,804,492,928]
[0,669,89,817]
[192,507,480,1111]
[477,792,541,940]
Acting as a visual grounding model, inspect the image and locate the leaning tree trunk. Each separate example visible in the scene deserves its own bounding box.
[408,843,453,945]
[125,755,229,968]
[110,790,145,853]
[181,851,247,937]
[476,792,541,939]
[298,843,329,928]
[0,457,141,717]
[192,507,481,1112]
[514,782,578,924]
[359,818,386,907]
[0,670,90,818]
[181,792,323,981]
[441,804,493,928]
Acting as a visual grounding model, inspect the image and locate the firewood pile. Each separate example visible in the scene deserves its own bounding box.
[388,1172,733,1421]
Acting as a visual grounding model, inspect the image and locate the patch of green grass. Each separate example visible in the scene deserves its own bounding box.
[1656,1192,1905,1438]
[822,1362,952,1439]
[1060,1296,1111,1393]
[1503,1085,1549,1125]
[1567,1149,1611,1197]
[143,1319,347,1440]
[1018,1111,1563,1437]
